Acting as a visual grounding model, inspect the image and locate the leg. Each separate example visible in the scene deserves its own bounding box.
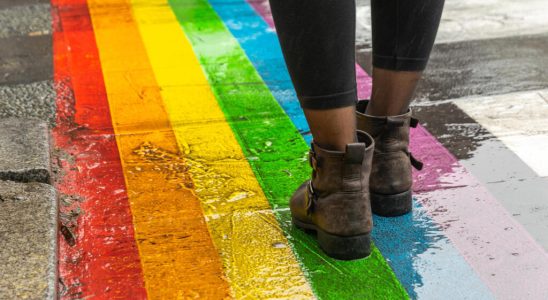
[368,69,422,116]
[270,0,375,260]
[367,0,445,116]
[357,0,444,216]
[269,0,357,151]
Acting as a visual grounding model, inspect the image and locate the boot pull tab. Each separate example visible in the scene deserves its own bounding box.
[345,143,365,165]
[410,117,419,128]
[343,143,366,191]
[409,152,424,170]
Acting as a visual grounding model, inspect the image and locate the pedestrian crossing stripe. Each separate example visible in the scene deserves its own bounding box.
[51,0,548,298]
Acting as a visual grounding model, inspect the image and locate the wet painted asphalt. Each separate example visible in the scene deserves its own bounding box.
[1,0,547,299]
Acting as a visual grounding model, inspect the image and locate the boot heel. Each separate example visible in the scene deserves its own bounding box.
[371,189,412,217]
[317,230,371,260]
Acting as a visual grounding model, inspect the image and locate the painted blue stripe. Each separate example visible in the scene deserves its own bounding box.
[207,0,494,298]
[208,1,313,144]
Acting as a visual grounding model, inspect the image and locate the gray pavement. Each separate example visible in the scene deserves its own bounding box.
[0,4,51,39]
[0,0,50,10]
[0,1,57,299]
[357,33,548,102]
[0,34,52,86]
[416,34,548,102]
[0,118,51,183]
[0,117,55,300]
[0,81,56,125]
[0,180,57,300]
[0,13,54,125]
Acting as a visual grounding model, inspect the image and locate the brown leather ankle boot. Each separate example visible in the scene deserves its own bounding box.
[356,101,423,217]
[290,130,374,260]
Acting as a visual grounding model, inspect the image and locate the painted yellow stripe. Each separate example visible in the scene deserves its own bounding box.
[129,0,315,298]
[86,1,232,298]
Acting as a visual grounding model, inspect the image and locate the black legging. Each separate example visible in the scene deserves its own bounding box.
[269,0,445,110]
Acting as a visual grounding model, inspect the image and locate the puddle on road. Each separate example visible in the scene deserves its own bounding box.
[132,141,256,215]
[130,139,313,299]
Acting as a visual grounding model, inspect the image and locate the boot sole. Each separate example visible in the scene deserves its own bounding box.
[371,189,412,217]
[292,217,371,260]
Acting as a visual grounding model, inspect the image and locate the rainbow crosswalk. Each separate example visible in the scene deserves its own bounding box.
[51,0,548,299]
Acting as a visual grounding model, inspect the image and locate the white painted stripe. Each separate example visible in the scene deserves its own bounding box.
[504,135,548,177]
[357,0,548,46]
[454,89,548,177]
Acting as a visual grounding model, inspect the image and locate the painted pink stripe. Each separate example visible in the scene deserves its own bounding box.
[249,1,548,298]
[249,0,274,27]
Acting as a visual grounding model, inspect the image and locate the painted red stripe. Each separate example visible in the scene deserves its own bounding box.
[52,0,147,298]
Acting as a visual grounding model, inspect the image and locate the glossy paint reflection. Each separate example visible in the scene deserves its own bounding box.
[86,0,233,297]
[51,0,548,298]
[373,203,491,299]
[169,0,408,298]
[129,1,314,297]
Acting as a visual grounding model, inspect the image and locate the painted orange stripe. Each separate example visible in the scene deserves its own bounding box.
[86,0,232,298]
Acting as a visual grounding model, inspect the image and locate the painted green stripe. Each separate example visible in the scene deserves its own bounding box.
[168,0,409,298]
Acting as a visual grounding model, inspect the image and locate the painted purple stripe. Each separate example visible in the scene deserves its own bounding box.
[248,1,548,298]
